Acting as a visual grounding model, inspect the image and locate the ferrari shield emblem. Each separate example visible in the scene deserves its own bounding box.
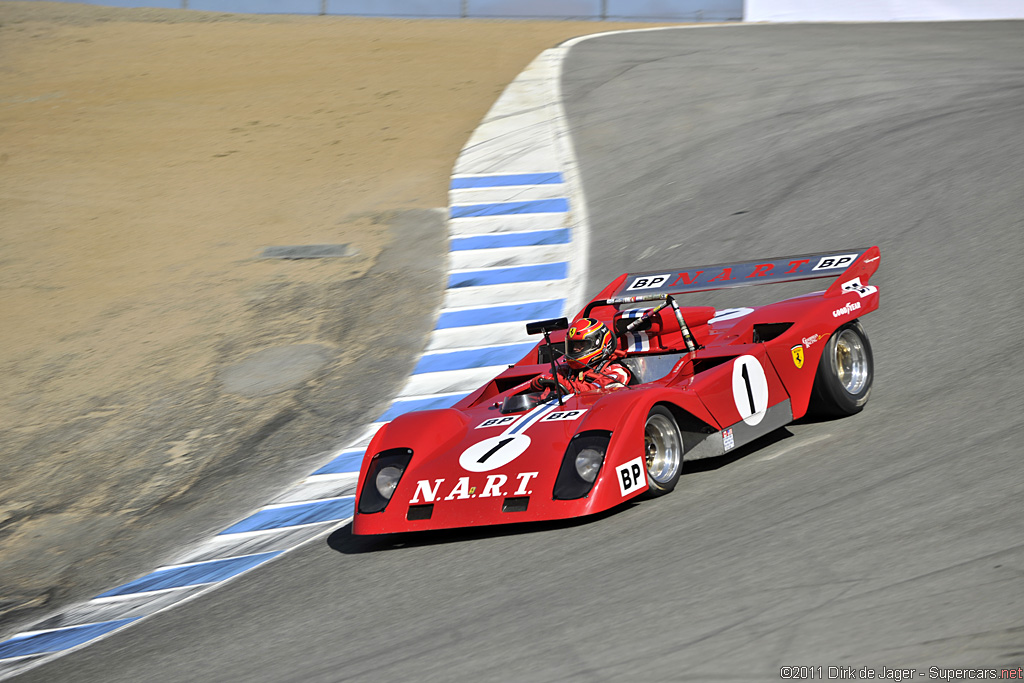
[791,345,805,369]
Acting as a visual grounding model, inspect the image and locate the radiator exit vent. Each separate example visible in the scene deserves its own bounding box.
[407,504,433,521]
[502,497,529,513]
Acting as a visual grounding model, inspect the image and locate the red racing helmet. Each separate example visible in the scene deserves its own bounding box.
[565,317,615,370]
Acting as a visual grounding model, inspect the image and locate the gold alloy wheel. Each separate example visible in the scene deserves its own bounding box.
[835,328,869,395]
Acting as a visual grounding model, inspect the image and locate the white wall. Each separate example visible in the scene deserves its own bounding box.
[744,0,1024,22]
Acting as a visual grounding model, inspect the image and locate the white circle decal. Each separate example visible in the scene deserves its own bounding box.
[459,434,532,472]
[731,355,769,426]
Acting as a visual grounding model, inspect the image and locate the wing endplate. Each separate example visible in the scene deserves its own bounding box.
[823,246,881,297]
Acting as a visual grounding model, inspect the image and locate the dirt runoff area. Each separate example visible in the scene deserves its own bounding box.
[0,1,671,637]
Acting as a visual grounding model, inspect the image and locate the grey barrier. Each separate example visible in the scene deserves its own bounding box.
[30,0,744,21]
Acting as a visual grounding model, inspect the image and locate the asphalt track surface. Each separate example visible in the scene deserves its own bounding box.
[22,22,1024,683]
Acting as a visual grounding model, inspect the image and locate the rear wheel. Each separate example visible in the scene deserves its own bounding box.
[809,320,873,417]
[643,406,683,496]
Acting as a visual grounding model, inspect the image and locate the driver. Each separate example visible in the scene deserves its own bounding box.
[529,317,631,394]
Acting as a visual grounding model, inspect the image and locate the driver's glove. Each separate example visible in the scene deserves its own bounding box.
[529,374,550,392]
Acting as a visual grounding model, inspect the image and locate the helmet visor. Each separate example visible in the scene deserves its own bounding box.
[567,338,596,359]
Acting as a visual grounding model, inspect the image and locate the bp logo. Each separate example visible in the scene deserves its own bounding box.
[791,345,805,369]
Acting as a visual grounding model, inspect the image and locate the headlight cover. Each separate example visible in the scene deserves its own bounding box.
[554,431,611,500]
[575,449,603,483]
[358,448,413,514]
[375,466,404,500]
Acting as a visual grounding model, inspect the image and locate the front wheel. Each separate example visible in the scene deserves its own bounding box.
[643,406,684,496]
[809,320,874,417]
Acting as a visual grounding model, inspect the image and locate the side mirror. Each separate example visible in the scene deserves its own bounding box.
[526,317,568,335]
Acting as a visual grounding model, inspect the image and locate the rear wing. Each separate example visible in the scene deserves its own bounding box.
[607,246,880,298]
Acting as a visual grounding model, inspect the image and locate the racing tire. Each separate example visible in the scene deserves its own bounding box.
[809,320,873,417]
[643,406,684,497]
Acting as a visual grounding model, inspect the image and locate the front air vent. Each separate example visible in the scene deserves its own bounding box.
[407,504,433,521]
[495,375,533,393]
[692,356,736,375]
[753,322,793,343]
[502,497,529,513]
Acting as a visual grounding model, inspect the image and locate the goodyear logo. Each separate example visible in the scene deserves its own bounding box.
[833,301,862,318]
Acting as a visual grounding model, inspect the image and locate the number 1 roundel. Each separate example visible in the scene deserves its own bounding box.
[459,434,532,472]
[731,355,769,426]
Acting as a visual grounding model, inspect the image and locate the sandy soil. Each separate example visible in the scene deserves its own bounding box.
[0,1,670,637]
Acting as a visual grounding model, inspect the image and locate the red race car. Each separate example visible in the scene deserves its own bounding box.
[352,247,880,535]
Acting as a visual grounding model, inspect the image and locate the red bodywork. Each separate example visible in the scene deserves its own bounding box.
[352,247,881,535]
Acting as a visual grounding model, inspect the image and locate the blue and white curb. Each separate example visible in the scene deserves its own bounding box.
[0,34,595,681]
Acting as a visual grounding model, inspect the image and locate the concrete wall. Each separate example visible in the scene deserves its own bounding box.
[326,0,461,17]
[19,0,1021,23]
[13,0,744,21]
[744,0,1024,22]
[605,0,741,20]
[192,0,321,13]
[48,0,183,8]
